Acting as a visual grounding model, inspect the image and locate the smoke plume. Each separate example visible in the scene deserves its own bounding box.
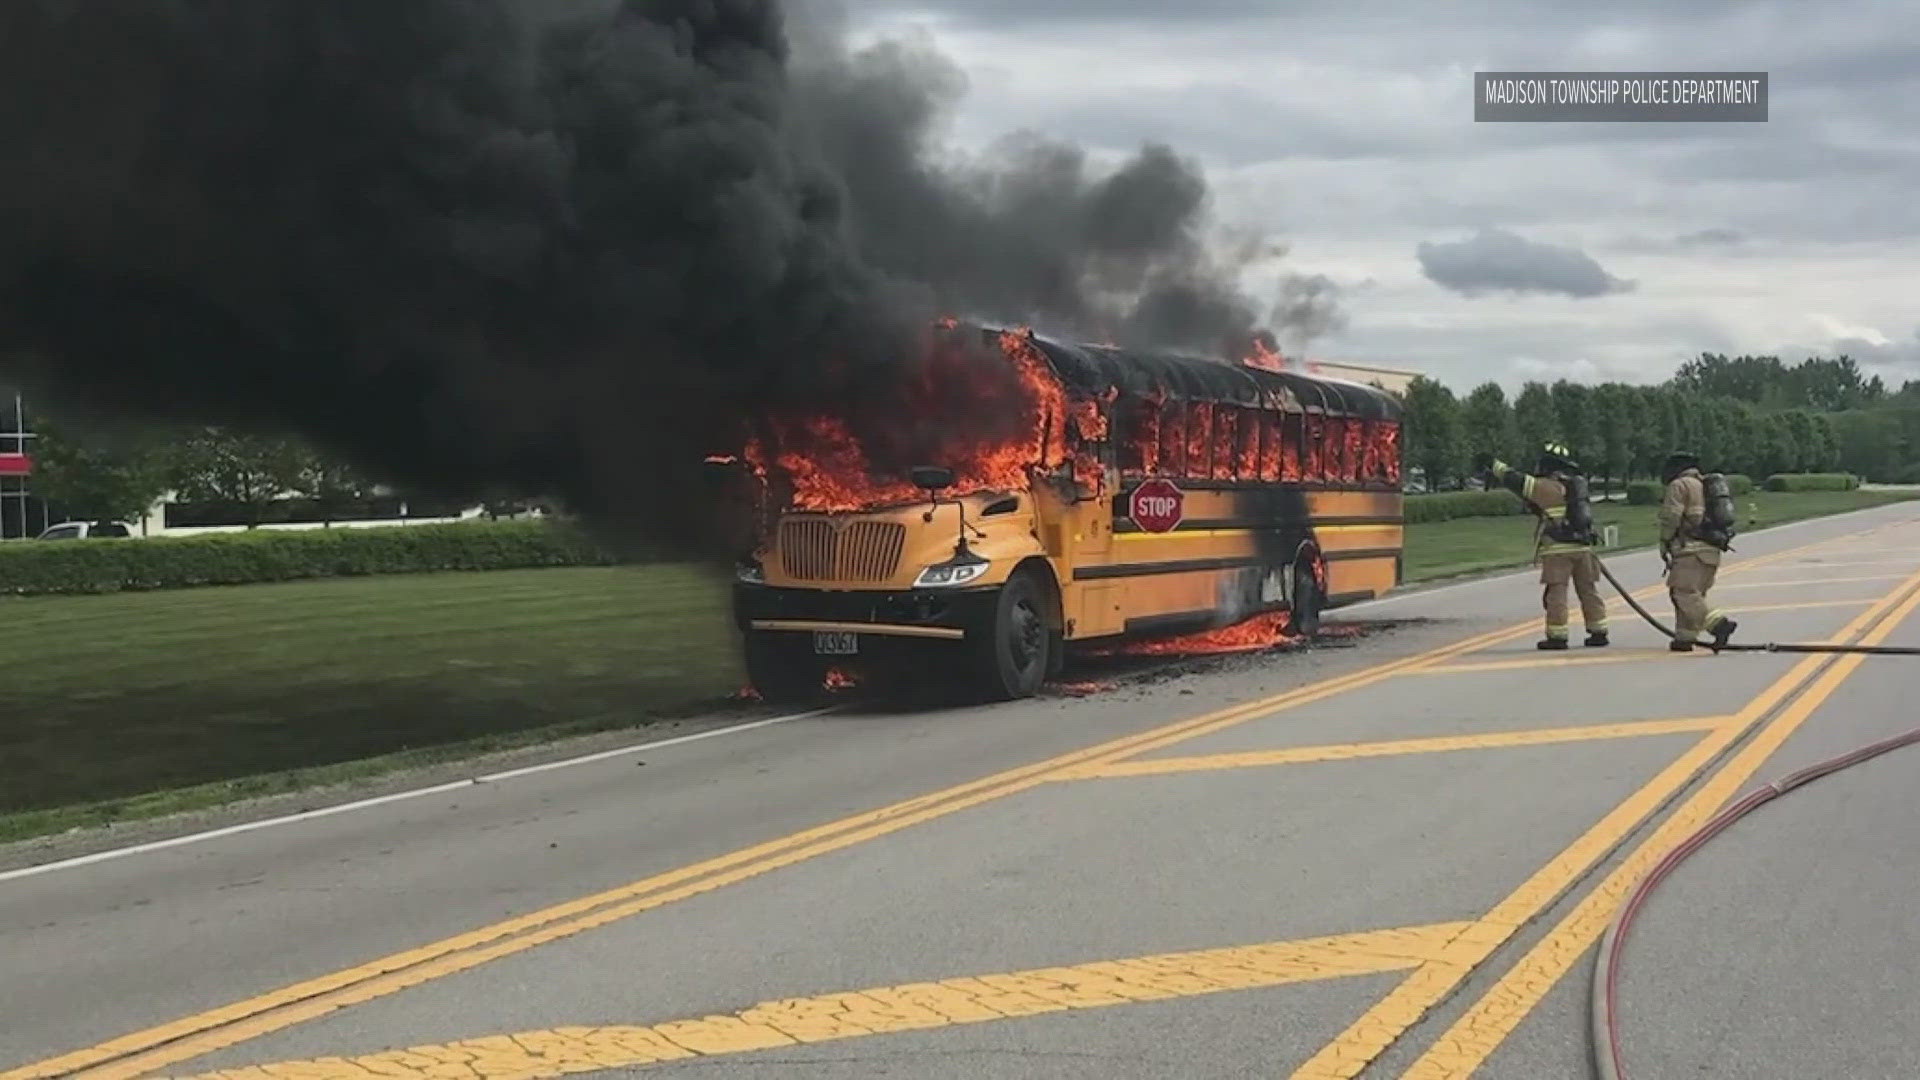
[0,0,1336,555]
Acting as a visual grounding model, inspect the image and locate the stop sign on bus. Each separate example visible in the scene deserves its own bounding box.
[1128,478,1185,533]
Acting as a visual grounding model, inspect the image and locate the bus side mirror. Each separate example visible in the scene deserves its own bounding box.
[910,466,956,491]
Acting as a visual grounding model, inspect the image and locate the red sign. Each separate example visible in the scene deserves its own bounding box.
[0,453,30,477]
[1128,478,1184,533]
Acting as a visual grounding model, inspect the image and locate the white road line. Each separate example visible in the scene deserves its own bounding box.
[0,709,831,885]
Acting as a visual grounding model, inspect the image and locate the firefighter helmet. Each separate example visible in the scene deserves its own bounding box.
[1661,450,1701,483]
[1536,441,1581,476]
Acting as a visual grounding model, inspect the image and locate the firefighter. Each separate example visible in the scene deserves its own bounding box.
[1658,450,1738,652]
[1476,442,1608,650]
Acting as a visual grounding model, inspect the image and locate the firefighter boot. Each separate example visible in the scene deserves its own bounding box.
[1537,637,1569,651]
[1669,638,1694,653]
[1584,631,1610,648]
[1709,618,1739,651]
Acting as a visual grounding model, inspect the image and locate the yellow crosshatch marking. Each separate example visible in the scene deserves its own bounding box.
[1055,718,1728,780]
[1395,570,1920,1079]
[1289,559,1920,1079]
[165,924,1470,1080]
[7,525,1894,1080]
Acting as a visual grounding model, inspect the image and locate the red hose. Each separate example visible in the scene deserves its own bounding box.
[1590,726,1920,1079]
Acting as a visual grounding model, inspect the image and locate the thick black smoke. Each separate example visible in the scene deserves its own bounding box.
[0,0,1338,556]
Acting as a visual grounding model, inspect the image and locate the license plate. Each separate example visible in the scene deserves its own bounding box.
[813,631,859,656]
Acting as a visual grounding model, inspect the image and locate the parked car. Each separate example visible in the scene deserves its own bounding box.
[35,521,137,540]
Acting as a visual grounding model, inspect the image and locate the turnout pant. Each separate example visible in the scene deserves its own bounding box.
[1668,552,1728,643]
[1540,551,1607,640]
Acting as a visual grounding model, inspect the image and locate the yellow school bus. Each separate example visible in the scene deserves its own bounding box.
[728,324,1405,702]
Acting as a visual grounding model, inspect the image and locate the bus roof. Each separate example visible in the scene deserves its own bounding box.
[1009,328,1404,422]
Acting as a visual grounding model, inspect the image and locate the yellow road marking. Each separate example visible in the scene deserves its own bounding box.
[1397,573,1920,1079]
[1418,651,1707,675]
[1713,573,1902,589]
[1289,560,1920,1080]
[1058,718,1729,780]
[168,924,1471,1080]
[9,526,1888,1080]
[13,633,1530,1080]
[1726,598,1876,613]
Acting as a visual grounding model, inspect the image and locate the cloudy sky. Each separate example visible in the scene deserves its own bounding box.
[826,0,1920,393]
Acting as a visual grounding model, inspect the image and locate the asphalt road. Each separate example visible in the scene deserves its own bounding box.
[5,502,1920,1080]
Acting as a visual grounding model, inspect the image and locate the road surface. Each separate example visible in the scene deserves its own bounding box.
[6,502,1920,1079]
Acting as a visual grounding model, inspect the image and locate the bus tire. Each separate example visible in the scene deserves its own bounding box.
[742,631,827,706]
[1291,559,1324,639]
[972,570,1052,701]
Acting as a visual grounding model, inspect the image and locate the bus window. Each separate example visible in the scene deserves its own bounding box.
[1304,414,1326,481]
[1157,402,1186,477]
[1258,411,1282,481]
[1186,403,1213,479]
[1117,398,1160,478]
[1211,407,1238,480]
[1376,420,1403,484]
[1281,412,1304,481]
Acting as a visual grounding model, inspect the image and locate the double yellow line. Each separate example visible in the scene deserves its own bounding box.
[1292,551,1920,1079]
[7,524,1898,1080]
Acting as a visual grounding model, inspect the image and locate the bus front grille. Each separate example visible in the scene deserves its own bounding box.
[778,519,906,583]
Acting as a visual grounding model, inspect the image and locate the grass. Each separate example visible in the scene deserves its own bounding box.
[0,566,740,840]
[6,487,1916,843]
[1402,488,1920,583]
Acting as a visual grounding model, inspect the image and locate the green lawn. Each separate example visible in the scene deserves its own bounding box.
[0,566,740,838]
[5,487,1916,842]
[1402,488,1920,583]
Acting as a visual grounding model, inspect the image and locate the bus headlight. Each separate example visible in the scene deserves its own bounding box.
[914,558,989,588]
[736,559,765,584]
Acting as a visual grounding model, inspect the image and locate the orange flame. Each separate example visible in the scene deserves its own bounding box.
[1089,610,1297,657]
[1242,338,1286,372]
[738,324,1104,514]
[822,667,859,692]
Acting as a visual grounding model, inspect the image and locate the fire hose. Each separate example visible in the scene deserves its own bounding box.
[1585,548,1920,1078]
[1592,554,1920,656]
[1589,725,1920,1080]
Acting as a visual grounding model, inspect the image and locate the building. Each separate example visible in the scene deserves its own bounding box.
[1296,358,1420,397]
[1,389,51,540]
[1239,352,1420,397]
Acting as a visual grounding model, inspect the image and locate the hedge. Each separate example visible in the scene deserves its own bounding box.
[1625,481,1664,506]
[0,521,623,596]
[1764,473,1859,492]
[1402,490,1528,524]
[1724,473,1755,496]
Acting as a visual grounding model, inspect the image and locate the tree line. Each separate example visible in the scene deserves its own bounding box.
[27,417,542,527]
[1400,353,1920,489]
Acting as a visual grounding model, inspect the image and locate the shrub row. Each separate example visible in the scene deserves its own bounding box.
[0,521,624,596]
[1764,473,1860,492]
[1624,480,1664,506]
[1724,473,1756,496]
[1401,490,1528,524]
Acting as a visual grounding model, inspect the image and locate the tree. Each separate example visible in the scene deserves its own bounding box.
[1512,382,1555,464]
[1400,376,1463,489]
[1549,381,1596,464]
[167,427,309,527]
[25,414,170,525]
[288,446,373,526]
[1590,383,1636,486]
[1459,383,1515,467]
[1632,387,1679,478]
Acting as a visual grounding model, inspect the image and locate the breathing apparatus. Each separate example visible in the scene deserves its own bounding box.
[1591,449,1920,656]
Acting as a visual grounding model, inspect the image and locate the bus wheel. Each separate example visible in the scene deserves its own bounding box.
[1291,560,1324,639]
[742,632,827,706]
[973,570,1051,701]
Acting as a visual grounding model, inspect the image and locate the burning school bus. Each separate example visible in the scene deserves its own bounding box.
[720,323,1404,702]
